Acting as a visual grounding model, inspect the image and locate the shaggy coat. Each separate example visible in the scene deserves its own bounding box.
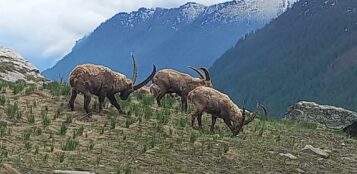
[149,83,177,98]
[152,67,212,112]
[68,56,156,115]
[149,83,160,97]
[188,86,266,136]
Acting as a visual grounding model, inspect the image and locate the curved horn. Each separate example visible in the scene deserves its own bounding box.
[243,102,259,125]
[240,105,246,128]
[133,65,157,90]
[199,67,211,81]
[131,53,138,85]
[188,66,205,79]
[260,104,268,121]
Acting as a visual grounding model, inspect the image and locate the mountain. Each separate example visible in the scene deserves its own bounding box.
[210,0,357,117]
[43,0,296,81]
[0,47,45,83]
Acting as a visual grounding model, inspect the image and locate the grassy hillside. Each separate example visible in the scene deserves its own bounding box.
[210,0,357,117]
[0,81,356,173]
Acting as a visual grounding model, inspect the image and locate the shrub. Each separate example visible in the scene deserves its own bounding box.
[59,123,68,136]
[43,81,70,96]
[54,108,62,120]
[62,137,79,151]
[41,110,50,127]
[25,141,32,152]
[9,81,26,95]
[0,95,5,106]
[110,118,116,130]
[64,115,73,124]
[141,94,154,106]
[88,140,95,151]
[24,85,36,95]
[6,102,20,119]
[190,132,198,143]
[299,122,318,129]
[76,126,84,136]
[59,152,65,163]
[0,121,7,137]
[0,148,8,163]
[23,131,31,141]
[223,144,229,153]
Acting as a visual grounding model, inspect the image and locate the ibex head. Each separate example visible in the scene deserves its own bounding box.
[232,104,267,136]
[188,66,213,87]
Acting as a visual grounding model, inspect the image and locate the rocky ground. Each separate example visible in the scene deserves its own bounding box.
[0,81,356,174]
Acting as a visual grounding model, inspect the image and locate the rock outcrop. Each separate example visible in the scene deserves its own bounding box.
[284,101,357,129]
[0,47,45,83]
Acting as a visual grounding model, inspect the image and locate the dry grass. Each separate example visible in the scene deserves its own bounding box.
[0,81,356,174]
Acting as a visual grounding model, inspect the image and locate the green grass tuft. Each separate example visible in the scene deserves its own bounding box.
[62,137,79,151]
[0,95,5,105]
[59,123,68,136]
[43,81,70,96]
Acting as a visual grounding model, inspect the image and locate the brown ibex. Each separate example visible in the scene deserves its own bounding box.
[149,83,177,99]
[152,67,212,112]
[188,86,267,136]
[68,54,156,115]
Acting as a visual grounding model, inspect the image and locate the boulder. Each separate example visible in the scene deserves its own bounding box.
[284,101,357,129]
[0,47,45,84]
[302,145,330,158]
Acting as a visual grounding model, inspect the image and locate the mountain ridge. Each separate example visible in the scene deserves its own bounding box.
[43,0,296,81]
[210,0,357,117]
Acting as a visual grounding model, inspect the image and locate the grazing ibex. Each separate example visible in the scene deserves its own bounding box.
[149,83,177,98]
[188,86,267,136]
[68,54,156,115]
[152,67,212,112]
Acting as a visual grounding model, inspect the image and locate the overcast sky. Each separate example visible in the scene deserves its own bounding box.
[0,0,227,70]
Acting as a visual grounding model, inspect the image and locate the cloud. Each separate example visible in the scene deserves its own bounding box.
[0,0,227,70]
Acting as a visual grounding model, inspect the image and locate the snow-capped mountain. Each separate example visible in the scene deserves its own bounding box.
[43,0,298,81]
[0,47,45,83]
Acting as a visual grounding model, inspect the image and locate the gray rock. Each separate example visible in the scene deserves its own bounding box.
[302,145,330,158]
[284,101,357,129]
[296,168,305,173]
[0,47,45,84]
[279,153,298,160]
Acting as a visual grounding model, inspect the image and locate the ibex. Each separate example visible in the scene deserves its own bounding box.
[188,86,267,136]
[149,83,177,98]
[68,54,156,115]
[152,67,212,112]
